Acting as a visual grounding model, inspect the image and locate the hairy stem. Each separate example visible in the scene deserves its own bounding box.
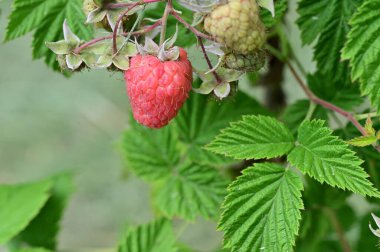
[170,10,215,41]
[73,20,162,54]
[197,37,222,84]
[287,62,380,152]
[112,2,144,54]
[287,62,367,135]
[107,0,161,9]
[159,0,172,46]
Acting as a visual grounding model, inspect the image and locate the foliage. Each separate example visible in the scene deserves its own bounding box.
[4,0,93,72]
[3,0,380,251]
[219,163,303,251]
[342,0,380,113]
[0,173,73,250]
[206,115,294,159]
[118,218,177,252]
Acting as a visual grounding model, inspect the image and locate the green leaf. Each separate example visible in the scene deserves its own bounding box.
[282,99,328,135]
[122,125,180,181]
[260,0,288,28]
[5,0,93,71]
[297,0,332,44]
[154,161,229,220]
[219,163,304,252]
[342,0,380,112]
[206,115,294,160]
[118,218,177,252]
[297,0,361,82]
[175,91,269,166]
[17,173,74,250]
[288,120,380,198]
[122,121,228,220]
[0,180,52,244]
[347,135,378,147]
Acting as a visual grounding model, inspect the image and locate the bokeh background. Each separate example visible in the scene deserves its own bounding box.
[2,0,373,251]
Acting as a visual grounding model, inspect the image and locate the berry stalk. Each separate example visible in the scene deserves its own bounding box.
[198,37,222,84]
[159,0,172,46]
[112,3,141,54]
[73,20,162,54]
[170,10,214,41]
[106,0,161,9]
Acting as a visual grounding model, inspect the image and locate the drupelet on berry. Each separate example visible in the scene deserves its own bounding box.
[124,48,192,128]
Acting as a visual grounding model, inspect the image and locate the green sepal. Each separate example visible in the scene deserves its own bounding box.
[45,41,72,55]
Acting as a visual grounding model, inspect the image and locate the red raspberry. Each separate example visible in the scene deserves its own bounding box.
[124,48,193,128]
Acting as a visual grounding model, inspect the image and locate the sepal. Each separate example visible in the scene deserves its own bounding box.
[63,20,80,43]
[258,0,275,17]
[370,213,380,238]
[45,41,72,55]
[193,67,243,99]
[66,54,83,70]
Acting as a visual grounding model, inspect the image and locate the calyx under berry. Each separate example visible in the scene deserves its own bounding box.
[136,34,180,61]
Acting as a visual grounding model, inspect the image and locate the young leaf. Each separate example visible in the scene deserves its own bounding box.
[342,0,380,112]
[347,135,378,147]
[206,115,294,160]
[0,180,52,244]
[5,0,93,71]
[219,163,304,252]
[16,173,74,250]
[175,92,269,166]
[154,161,229,220]
[118,218,177,252]
[365,117,376,136]
[288,120,380,198]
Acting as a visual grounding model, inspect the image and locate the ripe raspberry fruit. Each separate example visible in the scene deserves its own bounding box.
[225,50,266,72]
[124,48,192,129]
[204,0,266,54]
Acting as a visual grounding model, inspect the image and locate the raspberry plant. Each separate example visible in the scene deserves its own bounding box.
[2,0,380,251]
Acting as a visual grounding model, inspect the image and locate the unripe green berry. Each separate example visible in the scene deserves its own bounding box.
[224,50,266,72]
[204,0,266,54]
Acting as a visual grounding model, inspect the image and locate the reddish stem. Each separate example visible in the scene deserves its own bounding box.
[198,37,222,83]
[112,2,141,54]
[287,62,380,153]
[170,10,215,41]
[107,0,161,9]
[73,20,162,54]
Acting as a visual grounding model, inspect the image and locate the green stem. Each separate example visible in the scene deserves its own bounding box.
[304,102,317,121]
[159,0,172,46]
[355,112,379,120]
[265,44,285,61]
